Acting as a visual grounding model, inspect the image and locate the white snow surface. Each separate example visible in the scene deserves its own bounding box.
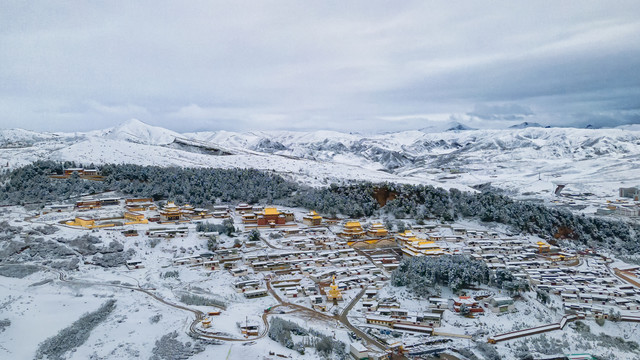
[3,120,640,196]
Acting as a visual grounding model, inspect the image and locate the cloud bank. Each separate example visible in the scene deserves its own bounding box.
[1,1,639,132]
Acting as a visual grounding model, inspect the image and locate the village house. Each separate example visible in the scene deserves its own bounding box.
[238,321,260,336]
[350,342,369,360]
[452,296,484,314]
[63,168,99,176]
[96,198,118,207]
[147,227,188,238]
[126,260,144,270]
[202,260,220,270]
[428,298,450,311]
[212,205,231,218]
[485,296,515,313]
[63,167,84,176]
[243,288,268,299]
[233,279,261,292]
[619,186,640,200]
[189,208,212,220]
[44,204,74,213]
[365,309,441,330]
[213,205,229,212]
[76,200,101,210]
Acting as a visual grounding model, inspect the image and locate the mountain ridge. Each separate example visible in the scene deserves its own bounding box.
[2,120,640,197]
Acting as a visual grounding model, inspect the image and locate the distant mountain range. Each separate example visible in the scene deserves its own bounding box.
[446,122,477,131]
[1,119,640,198]
[508,121,544,129]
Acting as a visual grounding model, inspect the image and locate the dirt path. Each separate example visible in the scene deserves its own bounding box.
[267,280,388,352]
[338,287,388,351]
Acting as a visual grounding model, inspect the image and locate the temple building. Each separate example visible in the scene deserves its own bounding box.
[396,231,443,257]
[302,211,323,226]
[125,198,157,211]
[66,216,95,228]
[124,212,148,225]
[339,221,366,239]
[160,201,183,222]
[235,203,253,212]
[326,276,343,304]
[396,230,419,245]
[537,241,551,253]
[367,223,388,238]
[62,168,100,178]
[242,213,258,224]
[251,207,295,226]
[65,217,115,229]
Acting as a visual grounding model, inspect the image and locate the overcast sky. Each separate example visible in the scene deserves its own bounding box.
[1,1,639,133]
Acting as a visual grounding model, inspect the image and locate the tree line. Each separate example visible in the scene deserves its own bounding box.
[2,161,639,254]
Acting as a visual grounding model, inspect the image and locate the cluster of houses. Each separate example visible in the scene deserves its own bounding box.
[57,198,234,229]
[44,192,640,350]
[336,221,401,249]
[165,210,640,326]
[338,221,390,240]
[45,197,121,213]
[158,201,215,222]
[594,188,640,217]
[527,262,640,317]
[365,307,442,334]
[170,235,397,311]
[596,203,640,217]
[408,224,640,318]
[172,249,241,270]
[360,293,516,337]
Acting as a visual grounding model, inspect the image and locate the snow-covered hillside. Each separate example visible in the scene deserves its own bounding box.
[99,119,182,145]
[2,120,640,197]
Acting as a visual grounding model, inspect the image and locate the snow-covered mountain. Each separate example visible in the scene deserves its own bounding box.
[446,122,477,131]
[0,128,60,147]
[508,121,544,129]
[99,119,181,145]
[2,120,640,197]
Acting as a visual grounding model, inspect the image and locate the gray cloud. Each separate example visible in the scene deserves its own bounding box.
[467,104,534,121]
[1,1,639,132]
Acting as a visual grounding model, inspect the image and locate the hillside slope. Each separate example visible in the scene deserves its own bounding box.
[2,120,640,197]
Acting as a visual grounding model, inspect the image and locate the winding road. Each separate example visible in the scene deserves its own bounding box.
[17,262,391,353]
[266,280,388,351]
